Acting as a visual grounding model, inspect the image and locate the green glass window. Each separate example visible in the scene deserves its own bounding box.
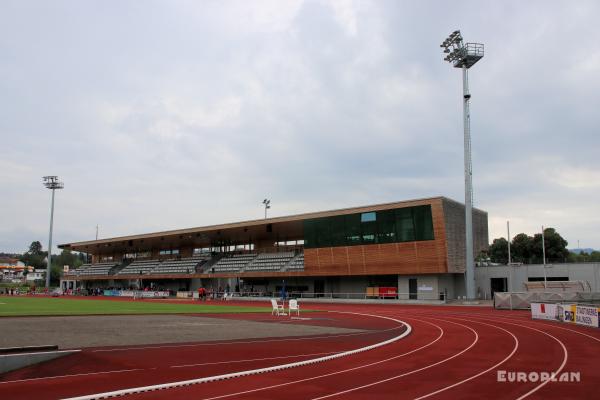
[304,219,317,248]
[395,207,415,242]
[303,205,434,249]
[314,218,331,247]
[329,216,346,246]
[413,205,434,240]
[344,214,362,245]
[376,210,396,243]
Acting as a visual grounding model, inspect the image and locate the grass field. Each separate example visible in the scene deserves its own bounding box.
[0,296,271,317]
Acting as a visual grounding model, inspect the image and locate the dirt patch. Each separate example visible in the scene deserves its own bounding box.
[0,314,364,349]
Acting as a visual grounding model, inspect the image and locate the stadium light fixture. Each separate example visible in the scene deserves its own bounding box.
[262,198,271,219]
[43,176,64,289]
[440,30,484,301]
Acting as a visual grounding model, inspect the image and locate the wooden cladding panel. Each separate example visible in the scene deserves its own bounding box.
[305,240,445,275]
[304,198,448,276]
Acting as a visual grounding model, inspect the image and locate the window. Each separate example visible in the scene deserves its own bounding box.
[395,208,415,242]
[159,249,179,255]
[303,205,434,248]
[330,216,346,246]
[344,214,362,245]
[315,218,331,247]
[413,206,434,240]
[361,212,376,222]
[376,210,396,243]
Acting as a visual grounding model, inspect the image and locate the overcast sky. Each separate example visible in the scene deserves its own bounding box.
[1,0,599,254]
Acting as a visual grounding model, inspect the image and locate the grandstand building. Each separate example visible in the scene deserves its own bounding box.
[59,196,488,300]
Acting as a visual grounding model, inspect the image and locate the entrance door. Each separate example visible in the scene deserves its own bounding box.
[409,278,417,300]
[314,280,325,298]
[490,277,507,296]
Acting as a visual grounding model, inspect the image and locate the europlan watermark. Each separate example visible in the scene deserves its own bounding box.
[497,370,581,383]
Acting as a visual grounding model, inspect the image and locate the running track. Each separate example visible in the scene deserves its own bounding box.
[1,301,598,399]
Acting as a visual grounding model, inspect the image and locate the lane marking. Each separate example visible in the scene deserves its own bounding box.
[413,316,519,399]
[91,327,401,353]
[309,318,479,400]
[170,351,341,368]
[197,318,444,400]
[0,368,150,385]
[61,311,411,400]
[443,313,570,400]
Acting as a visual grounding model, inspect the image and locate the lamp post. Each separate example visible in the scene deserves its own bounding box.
[43,176,64,289]
[262,199,271,219]
[440,30,484,300]
[542,225,547,289]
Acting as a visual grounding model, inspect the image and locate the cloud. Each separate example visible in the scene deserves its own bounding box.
[0,0,599,252]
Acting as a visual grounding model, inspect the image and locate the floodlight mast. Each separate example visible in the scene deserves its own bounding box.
[440,30,484,301]
[263,198,271,219]
[43,176,64,289]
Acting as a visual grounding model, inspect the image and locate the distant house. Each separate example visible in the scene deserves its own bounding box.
[0,261,33,282]
[0,257,24,267]
[26,269,46,282]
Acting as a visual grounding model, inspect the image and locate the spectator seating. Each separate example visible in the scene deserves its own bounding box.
[212,253,257,272]
[117,259,160,275]
[245,252,295,272]
[286,253,304,271]
[150,256,209,275]
[72,262,118,276]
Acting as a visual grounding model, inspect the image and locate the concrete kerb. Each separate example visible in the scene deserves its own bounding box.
[0,348,81,374]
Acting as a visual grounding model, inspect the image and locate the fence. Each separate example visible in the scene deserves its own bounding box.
[494,291,600,310]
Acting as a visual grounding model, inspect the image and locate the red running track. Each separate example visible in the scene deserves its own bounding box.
[1,301,599,400]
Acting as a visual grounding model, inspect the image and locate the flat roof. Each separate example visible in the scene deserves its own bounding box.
[59,196,485,254]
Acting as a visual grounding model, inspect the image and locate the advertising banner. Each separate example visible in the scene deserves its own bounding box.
[575,305,599,328]
[531,303,559,321]
[557,304,577,324]
[140,291,169,298]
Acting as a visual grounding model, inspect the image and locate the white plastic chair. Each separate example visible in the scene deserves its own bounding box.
[271,299,284,316]
[288,299,300,316]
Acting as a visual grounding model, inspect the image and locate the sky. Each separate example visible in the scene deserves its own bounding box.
[1,0,599,254]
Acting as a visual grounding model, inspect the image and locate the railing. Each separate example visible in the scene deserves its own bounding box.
[182,291,446,302]
[494,291,600,310]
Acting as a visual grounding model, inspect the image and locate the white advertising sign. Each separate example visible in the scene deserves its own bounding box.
[575,305,599,328]
[531,303,559,321]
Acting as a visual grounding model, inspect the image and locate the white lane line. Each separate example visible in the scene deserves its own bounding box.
[91,327,401,353]
[170,351,340,368]
[471,312,600,343]
[447,314,570,400]
[0,352,342,384]
[309,318,479,400]
[413,316,519,400]
[61,311,411,400]
[198,317,444,400]
[0,368,150,385]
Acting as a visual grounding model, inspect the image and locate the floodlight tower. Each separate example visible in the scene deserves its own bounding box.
[263,198,271,219]
[43,176,64,289]
[440,30,484,300]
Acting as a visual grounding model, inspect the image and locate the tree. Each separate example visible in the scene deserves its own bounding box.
[511,233,532,263]
[50,249,84,285]
[488,237,509,264]
[531,227,569,263]
[19,241,47,269]
[28,241,43,255]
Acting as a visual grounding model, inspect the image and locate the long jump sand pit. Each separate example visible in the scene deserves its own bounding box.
[0,314,366,349]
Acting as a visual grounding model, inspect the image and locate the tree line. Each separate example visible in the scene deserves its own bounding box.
[15,241,85,285]
[487,227,599,264]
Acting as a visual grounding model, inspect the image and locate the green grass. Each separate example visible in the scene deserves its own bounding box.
[0,296,271,317]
